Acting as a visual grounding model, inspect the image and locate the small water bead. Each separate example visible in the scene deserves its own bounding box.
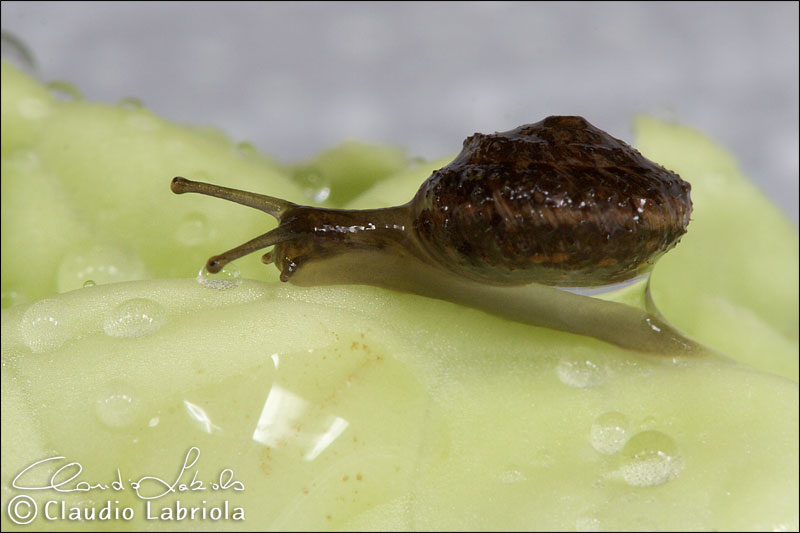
[406,155,427,169]
[95,390,142,429]
[117,97,143,110]
[75,499,97,515]
[175,212,211,246]
[17,97,49,119]
[620,430,683,487]
[196,264,241,290]
[235,141,257,159]
[532,449,555,468]
[20,299,70,354]
[498,469,526,484]
[1,289,28,309]
[8,149,41,171]
[590,411,630,454]
[292,166,332,203]
[82,280,96,288]
[17,97,49,120]
[556,356,608,388]
[103,298,166,338]
[47,81,82,101]
[575,516,602,532]
[57,244,145,292]
[311,185,331,203]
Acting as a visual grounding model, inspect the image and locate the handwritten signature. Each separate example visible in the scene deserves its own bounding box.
[12,447,245,500]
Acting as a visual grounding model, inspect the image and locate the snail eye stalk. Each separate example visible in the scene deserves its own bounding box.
[170,177,292,219]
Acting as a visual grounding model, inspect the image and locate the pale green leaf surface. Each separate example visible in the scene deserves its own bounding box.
[1,61,798,531]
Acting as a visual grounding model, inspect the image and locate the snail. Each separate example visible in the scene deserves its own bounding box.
[171,116,697,354]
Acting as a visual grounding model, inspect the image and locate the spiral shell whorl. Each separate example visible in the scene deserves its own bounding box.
[412,116,692,287]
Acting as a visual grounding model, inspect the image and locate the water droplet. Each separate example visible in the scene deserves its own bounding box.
[47,81,82,101]
[57,244,145,292]
[498,469,526,484]
[20,299,70,354]
[95,389,141,429]
[576,515,602,532]
[407,155,427,168]
[7,150,41,171]
[312,186,331,203]
[1,30,37,74]
[196,264,241,290]
[1,289,28,309]
[83,280,96,288]
[590,411,629,454]
[532,450,555,468]
[174,212,210,246]
[620,430,683,487]
[148,417,160,427]
[117,97,143,110]
[556,356,607,388]
[235,141,257,159]
[292,166,331,203]
[75,498,96,513]
[103,298,166,338]
[17,97,49,119]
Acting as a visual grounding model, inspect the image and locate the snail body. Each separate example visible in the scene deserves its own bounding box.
[171,116,696,354]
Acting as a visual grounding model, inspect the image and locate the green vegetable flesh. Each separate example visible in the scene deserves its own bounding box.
[1,61,797,531]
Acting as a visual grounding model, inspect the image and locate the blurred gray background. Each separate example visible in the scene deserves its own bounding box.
[2,1,798,222]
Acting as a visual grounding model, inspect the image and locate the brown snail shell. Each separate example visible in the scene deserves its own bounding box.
[414,116,691,286]
[171,115,691,288]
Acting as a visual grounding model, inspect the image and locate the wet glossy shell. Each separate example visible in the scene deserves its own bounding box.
[412,116,692,286]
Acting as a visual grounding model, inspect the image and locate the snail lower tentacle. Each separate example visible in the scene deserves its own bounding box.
[171,116,697,355]
[205,225,299,274]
